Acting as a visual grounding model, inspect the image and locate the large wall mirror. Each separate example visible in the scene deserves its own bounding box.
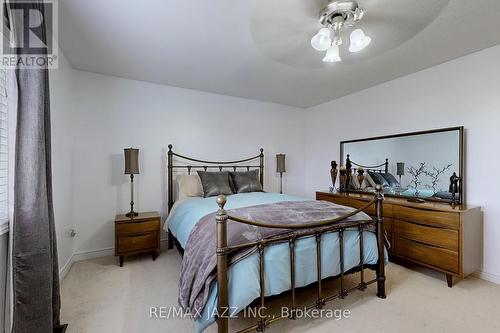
[340,127,464,204]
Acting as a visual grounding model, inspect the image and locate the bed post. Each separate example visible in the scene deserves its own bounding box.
[259,148,264,188]
[375,185,386,299]
[167,144,174,249]
[384,158,389,173]
[216,195,229,333]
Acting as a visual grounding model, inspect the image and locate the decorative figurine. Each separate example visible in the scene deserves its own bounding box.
[330,160,338,190]
[357,168,365,188]
[339,166,348,192]
[449,172,461,207]
[345,156,352,191]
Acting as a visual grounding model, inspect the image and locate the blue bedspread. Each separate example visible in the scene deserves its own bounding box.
[165,192,383,332]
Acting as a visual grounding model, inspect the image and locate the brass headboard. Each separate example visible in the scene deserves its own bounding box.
[167,144,264,213]
[345,154,389,173]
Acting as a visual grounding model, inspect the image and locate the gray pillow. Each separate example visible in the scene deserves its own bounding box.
[433,191,454,200]
[229,170,263,193]
[367,171,390,187]
[381,172,400,187]
[197,171,234,197]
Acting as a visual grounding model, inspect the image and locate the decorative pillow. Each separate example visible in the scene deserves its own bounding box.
[380,172,400,187]
[197,171,234,197]
[177,174,203,201]
[433,191,455,200]
[367,171,390,187]
[364,172,376,188]
[229,170,263,193]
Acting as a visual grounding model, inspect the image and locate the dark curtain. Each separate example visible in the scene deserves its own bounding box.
[8,2,61,332]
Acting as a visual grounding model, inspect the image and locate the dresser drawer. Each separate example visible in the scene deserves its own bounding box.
[342,198,377,215]
[318,195,377,216]
[317,193,350,207]
[394,220,458,251]
[394,237,459,273]
[393,205,459,230]
[117,232,158,254]
[117,219,160,235]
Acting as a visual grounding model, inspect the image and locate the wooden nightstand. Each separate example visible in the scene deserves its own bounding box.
[115,211,161,267]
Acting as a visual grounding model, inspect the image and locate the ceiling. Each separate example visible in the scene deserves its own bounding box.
[59,0,500,108]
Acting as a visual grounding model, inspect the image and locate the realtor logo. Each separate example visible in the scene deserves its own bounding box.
[1,0,58,69]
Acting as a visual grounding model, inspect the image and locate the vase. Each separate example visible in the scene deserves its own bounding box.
[330,161,338,189]
[339,169,347,192]
[357,169,365,189]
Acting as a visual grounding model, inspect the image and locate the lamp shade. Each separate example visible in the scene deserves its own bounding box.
[396,162,405,176]
[276,154,286,173]
[124,148,140,175]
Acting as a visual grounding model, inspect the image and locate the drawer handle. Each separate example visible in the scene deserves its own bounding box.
[125,232,153,238]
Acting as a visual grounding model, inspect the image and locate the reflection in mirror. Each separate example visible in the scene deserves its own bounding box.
[340,127,463,203]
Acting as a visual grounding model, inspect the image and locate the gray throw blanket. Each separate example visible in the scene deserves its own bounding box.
[178,200,373,318]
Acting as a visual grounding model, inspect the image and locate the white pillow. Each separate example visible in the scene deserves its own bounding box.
[177,174,203,201]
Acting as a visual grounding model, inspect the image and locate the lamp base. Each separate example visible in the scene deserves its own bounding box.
[126,211,139,218]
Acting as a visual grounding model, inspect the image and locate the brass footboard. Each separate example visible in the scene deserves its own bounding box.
[215,185,386,333]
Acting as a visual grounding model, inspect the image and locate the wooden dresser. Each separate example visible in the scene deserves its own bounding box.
[316,191,482,287]
[115,212,161,267]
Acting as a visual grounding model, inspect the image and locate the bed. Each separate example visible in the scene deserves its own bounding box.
[166,145,387,333]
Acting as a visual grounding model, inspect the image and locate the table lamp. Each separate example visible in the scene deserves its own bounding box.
[397,162,405,186]
[276,154,286,194]
[124,148,139,217]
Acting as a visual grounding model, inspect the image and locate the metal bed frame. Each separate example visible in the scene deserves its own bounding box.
[167,145,386,333]
[345,154,389,174]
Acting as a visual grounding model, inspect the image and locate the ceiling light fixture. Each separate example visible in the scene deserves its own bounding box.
[311,0,371,63]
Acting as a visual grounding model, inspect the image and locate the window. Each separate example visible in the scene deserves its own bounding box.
[0,67,8,230]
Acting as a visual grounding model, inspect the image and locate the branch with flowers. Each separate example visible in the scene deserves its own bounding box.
[407,163,426,196]
[423,164,453,194]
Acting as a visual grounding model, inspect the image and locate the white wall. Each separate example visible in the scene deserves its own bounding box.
[305,44,500,281]
[50,49,77,275]
[69,71,306,255]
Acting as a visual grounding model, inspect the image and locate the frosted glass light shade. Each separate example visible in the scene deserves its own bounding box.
[311,28,332,51]
[322,45,341,63]
[349,29,371,52]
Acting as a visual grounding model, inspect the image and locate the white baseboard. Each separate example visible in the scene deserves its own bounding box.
[72,246,115,262]
[59,253,75,281]
[60,239,169,280]
[473,271,500,285]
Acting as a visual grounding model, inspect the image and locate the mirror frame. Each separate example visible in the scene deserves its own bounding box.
[340,126,465,204]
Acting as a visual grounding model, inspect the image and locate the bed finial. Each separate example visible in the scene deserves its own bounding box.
[375,184,383,195]
[216,195,227,209]
[168,144,173,152]
[260,148,264,155]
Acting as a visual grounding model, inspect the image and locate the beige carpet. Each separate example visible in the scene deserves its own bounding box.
[61,250,500,333]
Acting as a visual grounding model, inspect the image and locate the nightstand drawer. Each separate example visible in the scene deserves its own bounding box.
[117,220,160,235]
[117,232,158,253]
